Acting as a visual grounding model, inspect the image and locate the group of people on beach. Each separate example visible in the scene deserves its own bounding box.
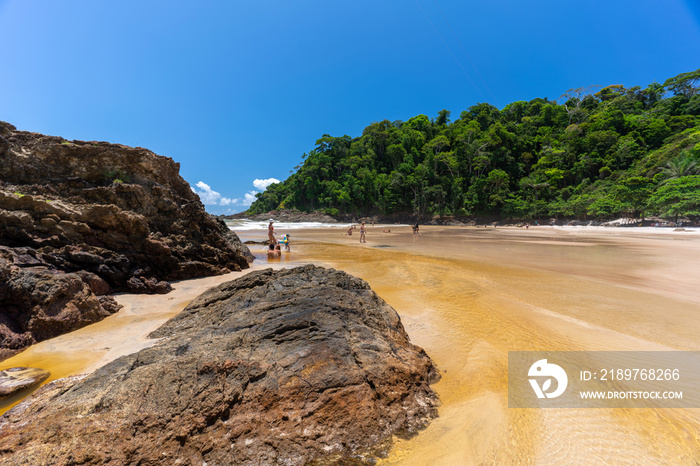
[345,223,367,242]
[345,220,420,242]
[267,220,290,259]
[267,219,425,256]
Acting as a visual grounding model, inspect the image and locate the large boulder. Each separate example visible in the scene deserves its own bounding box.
[0,265,439,465]
[0,122,253,357]
[0,121,251,284]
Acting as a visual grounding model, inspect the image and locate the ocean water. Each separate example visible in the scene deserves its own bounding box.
[224,219,353,231]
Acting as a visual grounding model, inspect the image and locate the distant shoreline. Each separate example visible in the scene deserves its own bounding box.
[222,209,699,230]
[224,217,699,234]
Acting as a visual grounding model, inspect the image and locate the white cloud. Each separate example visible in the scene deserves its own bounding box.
[253,178,280,191]
[192,180,268,208]
[242,191,258,206]
[193,181,243,206]
[192,181,224,205]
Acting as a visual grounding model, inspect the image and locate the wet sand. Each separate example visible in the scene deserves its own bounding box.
[2,225,700,463]
[259,225,700,464]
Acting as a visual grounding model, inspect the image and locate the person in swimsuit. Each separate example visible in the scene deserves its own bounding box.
[267,243,280,259]
[268,220,276,244]
[360,222,366,243]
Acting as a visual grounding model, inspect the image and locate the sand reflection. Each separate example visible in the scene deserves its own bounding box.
[289,226,700,465]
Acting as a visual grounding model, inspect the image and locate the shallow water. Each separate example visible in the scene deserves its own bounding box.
[3,226,700,463]
[284,226,700,465]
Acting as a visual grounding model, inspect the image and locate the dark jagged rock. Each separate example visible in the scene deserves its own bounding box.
[0,247,122,360]
[213,216,255,263]
[0,121,253,357]
[0,265,439,465]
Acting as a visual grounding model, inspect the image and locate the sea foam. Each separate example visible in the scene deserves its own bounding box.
[225,219,353,231]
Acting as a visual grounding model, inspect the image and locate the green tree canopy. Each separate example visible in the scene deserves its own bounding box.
[247,70,700,223]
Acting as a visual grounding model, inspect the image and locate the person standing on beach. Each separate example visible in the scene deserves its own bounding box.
[268,220,276,245]
[360,222,366,243]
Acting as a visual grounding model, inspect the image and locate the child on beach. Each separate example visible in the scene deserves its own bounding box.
[280,234,291,251]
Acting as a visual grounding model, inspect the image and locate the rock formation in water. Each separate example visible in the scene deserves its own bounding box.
[215,217,256,263]
[0,367,50,400]
[0,121,252,358]
[0,265,440,465]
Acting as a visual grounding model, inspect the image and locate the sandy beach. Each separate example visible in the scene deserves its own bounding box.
[253,225,700,464]
[2,225,700,464]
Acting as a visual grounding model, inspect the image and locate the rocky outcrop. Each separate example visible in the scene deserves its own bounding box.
[0,367,50,399]
[0,121,252,357]
[0,246,122,359]
[0,265,439,465]
[227,208,339,223]
[213,216,255,263]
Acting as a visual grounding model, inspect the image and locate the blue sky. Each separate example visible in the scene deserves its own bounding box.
[1,1,699,214]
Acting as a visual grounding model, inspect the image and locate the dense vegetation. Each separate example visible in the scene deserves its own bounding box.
[249,70,700,222]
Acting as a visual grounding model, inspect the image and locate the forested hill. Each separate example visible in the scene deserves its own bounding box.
[248,70,700,222]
